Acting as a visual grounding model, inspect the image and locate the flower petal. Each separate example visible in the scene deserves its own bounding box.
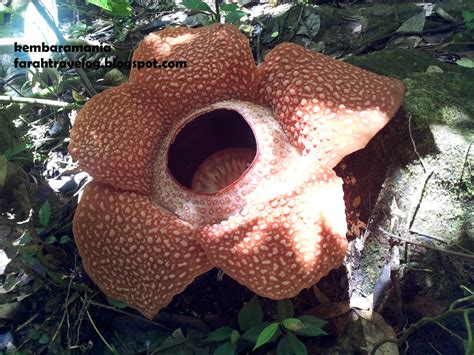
[73,182,212,319]
[130,24,258,115]
[257,43,405,167]
[197,166,348,299]
[69,84,172,193]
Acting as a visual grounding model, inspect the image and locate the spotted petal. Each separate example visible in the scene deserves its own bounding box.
[73,182,212,319]
[130,24,259,116]
[257,43,405,167]
[196,166,348,299]
[69,84,172,193]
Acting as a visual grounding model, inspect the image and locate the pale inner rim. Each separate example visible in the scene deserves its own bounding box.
[167,108,257,193]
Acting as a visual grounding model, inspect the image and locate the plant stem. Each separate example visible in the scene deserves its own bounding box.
[0,95,74,107]
[31,0,97,97]
[215,0,220,23]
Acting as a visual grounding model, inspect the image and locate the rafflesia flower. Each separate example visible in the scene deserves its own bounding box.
[69,24,404,319]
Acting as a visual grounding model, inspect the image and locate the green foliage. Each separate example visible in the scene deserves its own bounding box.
[282,318,305,331]
[69,21,89,38]
[214,341,235,355]
[0,154,6,191]
[38,201,51,227]
[238,296,263,331]
[108,298,128,309]
[463,10,474,31]
[277,333,307,355]
[206,327,234,342]
[86,0,131,17]
[204,298,326,354]
[277,299,294,321]
[182,0,214,14]
[254,322,279,350]
[4,144,31,162]
[181,0,247,24]
[456,58,474,68]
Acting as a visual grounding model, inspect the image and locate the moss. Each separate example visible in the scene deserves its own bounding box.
[404,72,474,130]
[348,48,474,134]
[347,47,445,78]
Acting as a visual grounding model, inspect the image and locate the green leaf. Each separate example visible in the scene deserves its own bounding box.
[456,58,474,68]
[296,315,326,327]
[19,245,39,257]
[155,328,187,351]
[214,341,235,355]
[20,255,39,268]
[59,235,72,244]
[0,4,13,13]
[462,10,474,30]
[181,0,214,14]
[294,323,326,337]
[206,327,233,342]
[277,300,294,321]
[86,0,131,16]
[28,328,41,340]
[397,11,425,33]
[294,316,327,337]
[44,235,57,244]
[72,90,87,102]
[241,322,271,344]
[39,201,51,227]
[108,298,128,309]
[238,296,263,331]
[282,318,305,331]
[230,330,240,346]
[271,31,279,38]
[276,334,307,355]
[220,3,238,12]
[4,144,29,160]
[224,10,246,24]
[87,0,112,11]
[20,232,33,245]
[38,333,50,344]
[0,155,6,190]
[253,322,280,350]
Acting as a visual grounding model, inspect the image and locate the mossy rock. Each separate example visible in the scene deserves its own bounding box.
[348,47,474,134]
[345,47,473,303]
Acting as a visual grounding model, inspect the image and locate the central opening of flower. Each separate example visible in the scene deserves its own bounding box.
[168,108,257,193]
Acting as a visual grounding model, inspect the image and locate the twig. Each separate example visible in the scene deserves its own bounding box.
[356,21,466,54]
[15,314,39,332]
[458,142,472,189]
[408,114,427,172]
[409,229,446,243]
[156,311,211,332]
[86,309,115,353]
[0,78,23,97]
[379,228,474,260]
[370,293,474,355]
[31,0,97,97]
[407,114,434,230]
[464,310,473,355]
[87,300,170,330]
[410,229,474,255]
[215,0,220,23]
[0,95,74,107]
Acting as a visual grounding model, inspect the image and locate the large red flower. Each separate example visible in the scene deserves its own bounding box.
[69,24,404,319]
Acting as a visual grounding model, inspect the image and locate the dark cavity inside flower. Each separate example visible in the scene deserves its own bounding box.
[167,108,257,193]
